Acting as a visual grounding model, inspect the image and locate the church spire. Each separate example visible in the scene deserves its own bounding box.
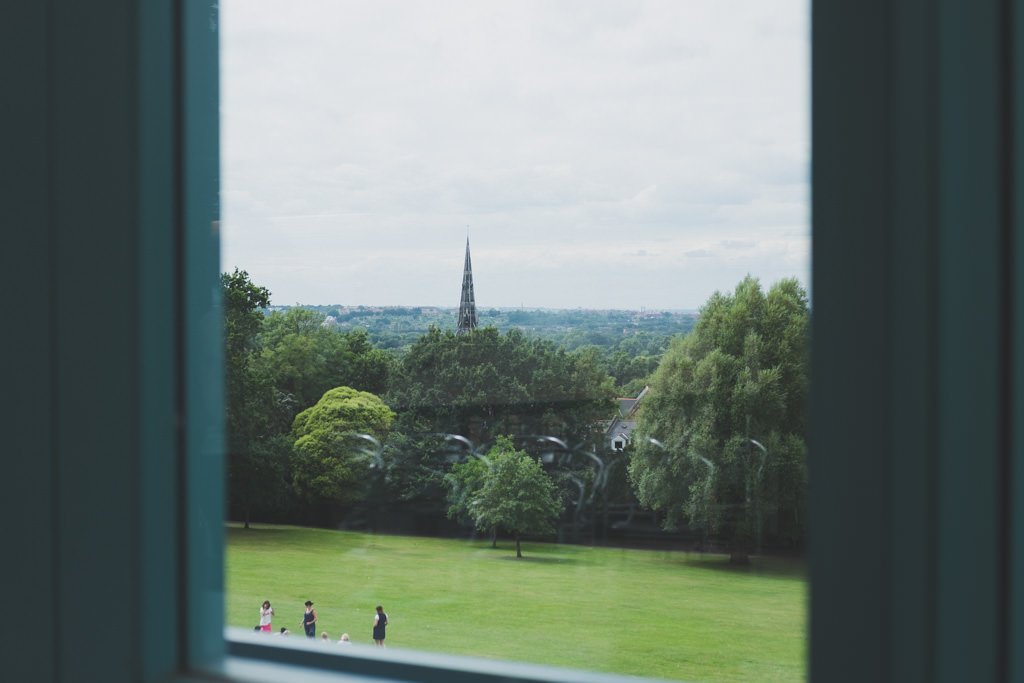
[457,237,478,335]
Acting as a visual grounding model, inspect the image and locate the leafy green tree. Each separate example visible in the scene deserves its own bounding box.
[222,269,274,527]
[463,437,564,558]
[628,276,809,562]
[223,268,271,361]
[290,386,395,521]
[256,308,394,431]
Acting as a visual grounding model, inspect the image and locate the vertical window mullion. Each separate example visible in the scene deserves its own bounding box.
[180,0,226,670]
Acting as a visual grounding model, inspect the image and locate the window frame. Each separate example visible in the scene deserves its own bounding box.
[3,1,1023,682]
[810,0,1023,680]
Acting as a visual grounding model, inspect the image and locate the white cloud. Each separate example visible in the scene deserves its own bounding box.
[221,0,810,309]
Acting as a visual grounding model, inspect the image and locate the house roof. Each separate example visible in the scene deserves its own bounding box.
[605,386,650,442]
[606,416,639,441]
[615,385,649,418]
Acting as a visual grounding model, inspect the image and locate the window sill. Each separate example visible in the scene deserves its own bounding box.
[213,627,671,683]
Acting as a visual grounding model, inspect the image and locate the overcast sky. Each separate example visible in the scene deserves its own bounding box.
[220,0,809,310]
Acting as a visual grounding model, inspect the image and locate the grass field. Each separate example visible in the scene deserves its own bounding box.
[226,524,806,682]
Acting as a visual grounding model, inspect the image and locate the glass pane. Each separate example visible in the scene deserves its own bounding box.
[220,2,809,681]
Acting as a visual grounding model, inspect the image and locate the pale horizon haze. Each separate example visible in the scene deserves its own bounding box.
[220,1,809,310]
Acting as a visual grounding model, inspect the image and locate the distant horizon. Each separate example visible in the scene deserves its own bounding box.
[263,301,702,314]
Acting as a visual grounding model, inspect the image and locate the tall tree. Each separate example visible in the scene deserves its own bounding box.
[256,308,393,431]
[463,437,564,558]
[222,269,273,528]
[628,276,809,562]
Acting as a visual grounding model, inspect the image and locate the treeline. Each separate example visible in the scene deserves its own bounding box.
[311,302,683,396]
[225,270,808,559]
[295,302,696,356]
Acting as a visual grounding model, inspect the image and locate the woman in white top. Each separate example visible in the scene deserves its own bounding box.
[258,600,274,633]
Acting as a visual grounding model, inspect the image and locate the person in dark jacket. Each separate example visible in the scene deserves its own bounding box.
[372,605,388,646]
[302,600,317,638]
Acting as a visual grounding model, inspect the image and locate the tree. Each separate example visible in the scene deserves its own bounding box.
[222,269,274,528]
[461,437,564,558]
[223,286,398,526]
[223,268,271,359]
[290,386,396,522]
[388,326,614,454]
[256,309,393,426]
[442,455,493,542]
[628,276,809,563]
[385,326,613,527]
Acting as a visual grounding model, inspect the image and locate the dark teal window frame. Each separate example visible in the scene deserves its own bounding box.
[2,1,1023,682]
[812,1,1024,681]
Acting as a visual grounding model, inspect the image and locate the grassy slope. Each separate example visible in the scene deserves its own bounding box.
[226,525,806,682]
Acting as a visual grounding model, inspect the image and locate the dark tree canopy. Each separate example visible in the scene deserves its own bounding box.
[443,455,490,530]
[222,272,397,526]
[387,326,614,450]
[382,327,614,521]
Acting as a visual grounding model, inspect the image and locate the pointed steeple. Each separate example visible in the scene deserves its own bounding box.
[456,238,478,335]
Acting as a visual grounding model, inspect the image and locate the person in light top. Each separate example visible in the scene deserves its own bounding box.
[258,600,273,633]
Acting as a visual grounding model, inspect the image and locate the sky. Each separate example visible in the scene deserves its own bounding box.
[220,0,809,310]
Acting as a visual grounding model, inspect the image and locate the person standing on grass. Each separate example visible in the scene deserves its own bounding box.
[372,605,388,646]
[258,600,274,633]
[302,600,317,639]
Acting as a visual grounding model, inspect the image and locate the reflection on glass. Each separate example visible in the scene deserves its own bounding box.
[221,1,809,681]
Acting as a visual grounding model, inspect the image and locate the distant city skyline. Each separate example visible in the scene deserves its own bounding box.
[221,1,809,310]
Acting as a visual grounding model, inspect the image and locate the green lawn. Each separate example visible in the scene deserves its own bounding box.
[226,524,806,682]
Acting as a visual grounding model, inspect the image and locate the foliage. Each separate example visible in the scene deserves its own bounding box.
[222,269,271,449]
[222,269,274,526]
[256,309,393,429]
[388,326,614,449]
[357,431,453,513]
[223,269,271,357]
[223,272,399,525]
[290,386,395,517]
[234,433,297,521]
[223,272,712,535]
[462,437,565,558]
[567,343,663,394]
[384,327,614,526]
[628,276,809,561]
[442,455,490,528]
